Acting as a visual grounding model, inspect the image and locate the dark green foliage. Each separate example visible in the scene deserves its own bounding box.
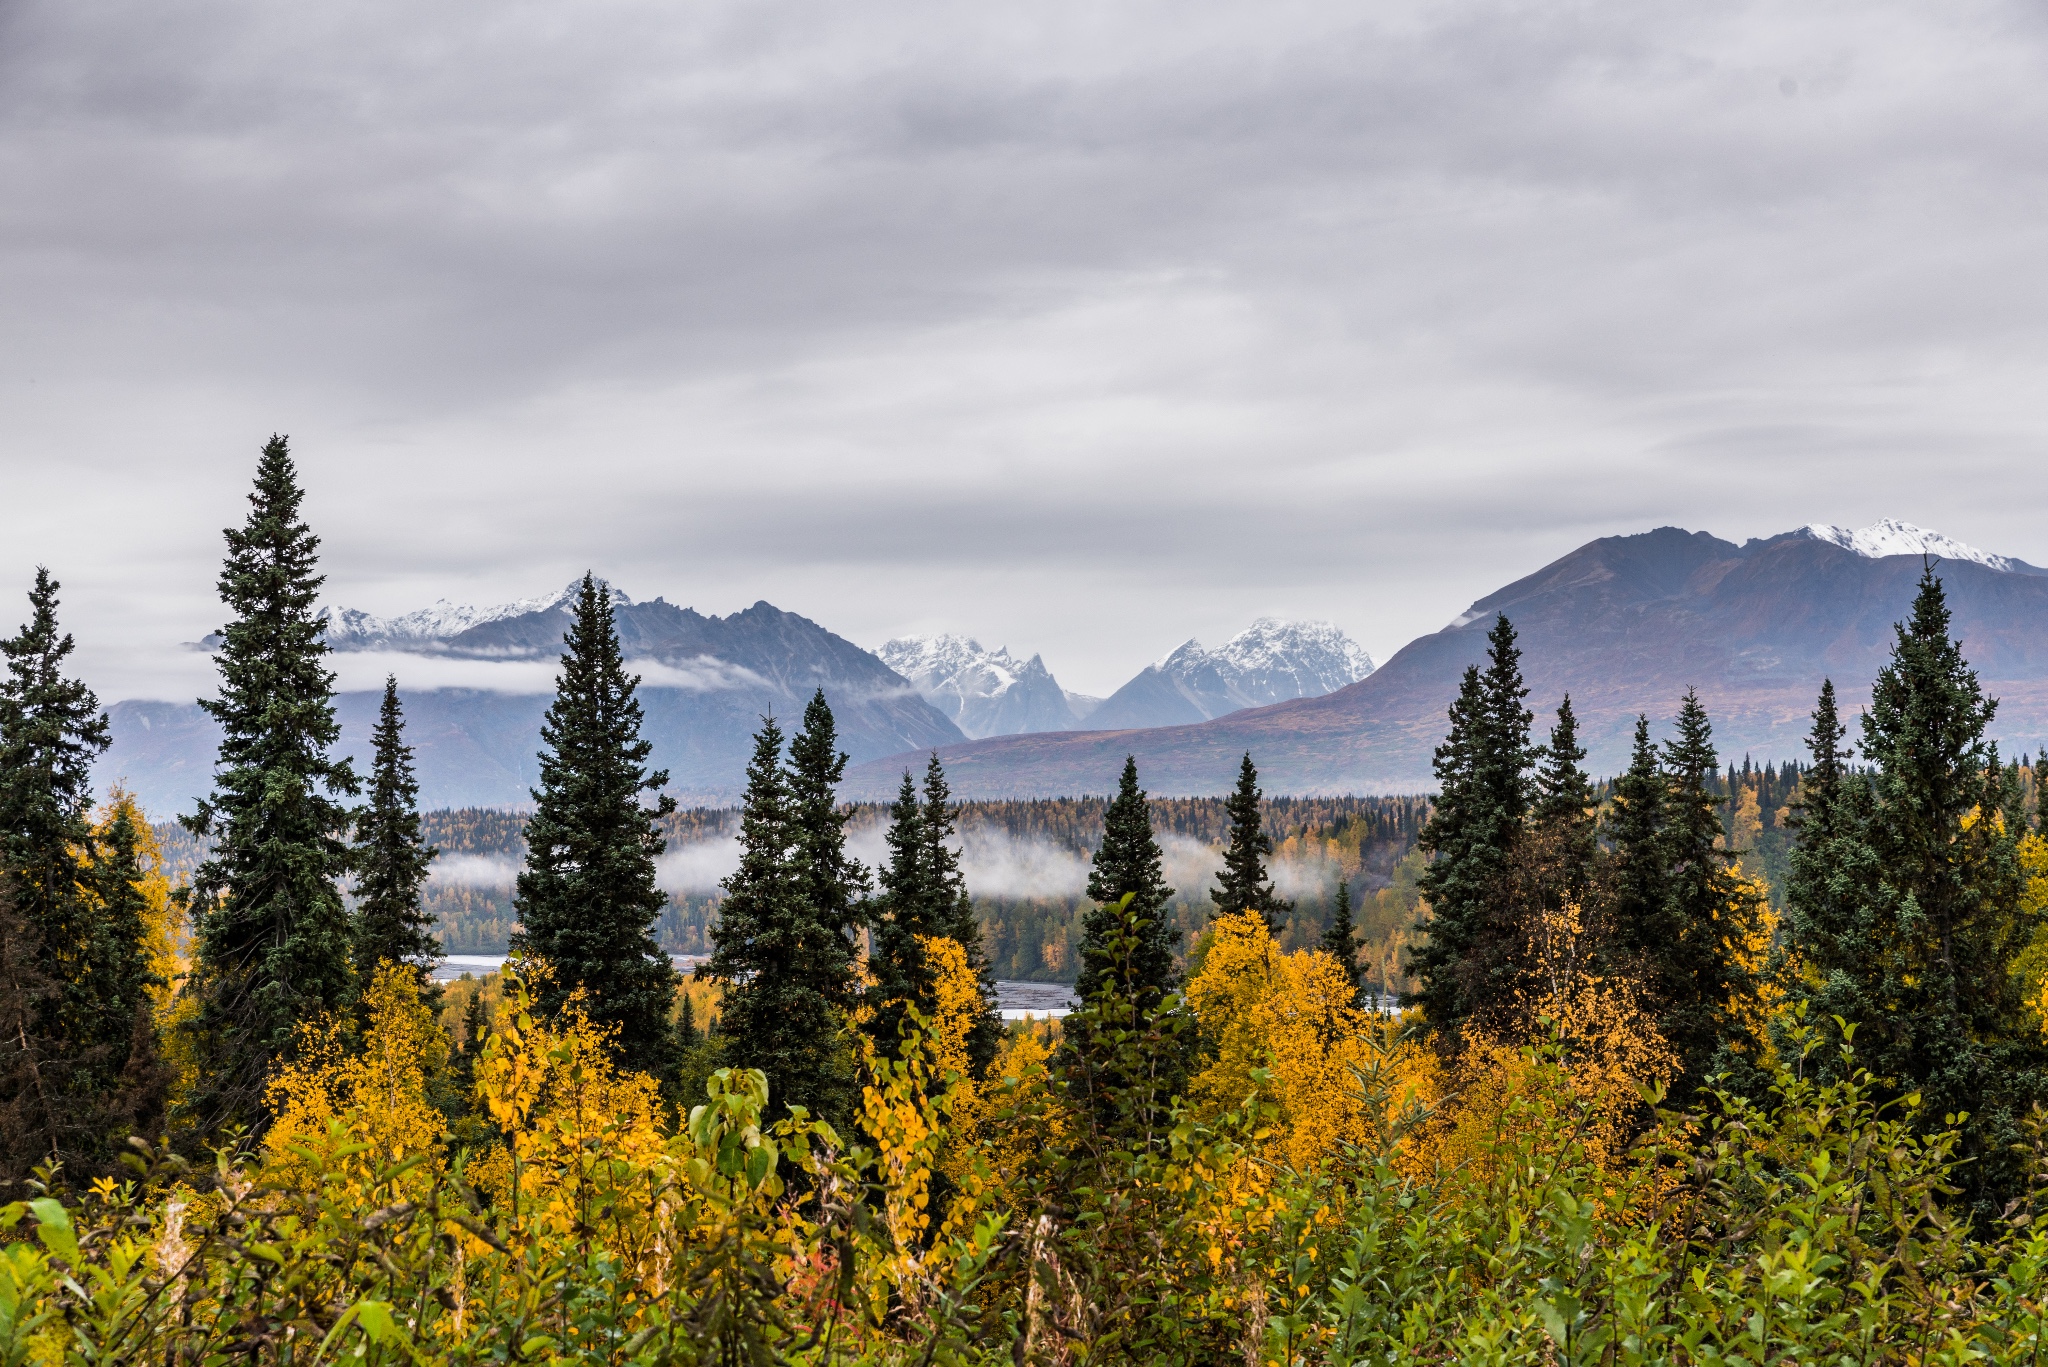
[865,755,1001,1075]
[1654,689,1761,1090]
[351,678,440,997]
[1790,567,2043,1208]
[1076,757,1178,1014]
[183,439,362,1133]
[0,571,111,992]
[783,690,865,1012]
[1058,892,1194,1149]
[0,572,165,1178]
[866,771,931,1049]
[1603,716,1668,971]
[511,575,679,1078]
[84,807,168,1130]
[1211,753,1289,930]
[705,716,856,1130]
[1529,694,1597,910]
[1407,615,1532,1043]
[1320,879,1363,1004]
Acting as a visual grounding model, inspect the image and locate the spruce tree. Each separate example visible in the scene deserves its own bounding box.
[511,574,678,1076]
[1320,879,1363,1005]
[1408,614,1532,1042]
[0,571,110,1051]
[1211,753,1289,930]
[352,677,441,994]
[1530,694,1597,910]
[1603,715,1668,971]
[1778,678,1874,1054]
[1076,756,1177,1012]
[866,770,933,1054]
[706,717,855,1129]
[85,805,167,1131]
[864,756,1001,1076]
[1804,567,2040,1207]
[1655,689,1760,1089]
[0,571,161,1172]
[184,439,361,1131]
[784,689,865,1016]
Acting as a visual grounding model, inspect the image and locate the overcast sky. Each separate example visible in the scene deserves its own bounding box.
[3,0,2045,700]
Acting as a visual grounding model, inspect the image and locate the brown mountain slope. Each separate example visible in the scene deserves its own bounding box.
[843,527,2048,799]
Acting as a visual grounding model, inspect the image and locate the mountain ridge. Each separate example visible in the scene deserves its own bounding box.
[841,522,2048,800]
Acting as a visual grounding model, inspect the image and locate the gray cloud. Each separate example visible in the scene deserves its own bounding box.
[3,0,2046,699]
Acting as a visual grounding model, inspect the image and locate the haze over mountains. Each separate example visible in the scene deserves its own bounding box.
[842,521,2048,801]
[93,519,2048,814]
[95,581,1374,815]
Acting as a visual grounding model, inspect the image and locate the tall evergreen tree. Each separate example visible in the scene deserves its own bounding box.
[1076,756,1177,1012]
[0,572,110,1036]
[1778,677,1873,1054]
[352,677,440,994]
[1320,879,1363,1006]
[706,717,855,1128]
[1603,715,1668,977]
[1407,614,1532,1042]
[1799,567,2041,1207]
[1212,753,1289,930]
[0,571,160,1173]
[1529,694,1597,910]
[864,755,1001,1076]
[1655,689,1761,1089]
[784,689,866,1008]
[511,575,678,1077]
[86,805,167,1126]
[184,439,360,1131]
[867,770,933,1054]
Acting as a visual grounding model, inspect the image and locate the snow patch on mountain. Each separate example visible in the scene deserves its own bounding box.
[1213,618,1375,693]
[877,634,1081,738]
[322,580,632,648]
[1799,520,2026,574]
[1084,619,1374,730]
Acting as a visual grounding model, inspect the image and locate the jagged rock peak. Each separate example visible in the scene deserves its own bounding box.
[877,633,1076,739]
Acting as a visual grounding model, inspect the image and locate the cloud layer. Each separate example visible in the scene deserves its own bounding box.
[4,0,2046,700]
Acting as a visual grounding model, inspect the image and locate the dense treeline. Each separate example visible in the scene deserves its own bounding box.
[13,437,2048,1362]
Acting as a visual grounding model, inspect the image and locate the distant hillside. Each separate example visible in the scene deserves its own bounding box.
[843,522,2048,799]
[101,588,961,816]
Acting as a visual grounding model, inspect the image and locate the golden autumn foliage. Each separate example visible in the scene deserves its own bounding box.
[263,963,449,1194]
[1414,900,1679,1186]
[1185,910,1380,1169]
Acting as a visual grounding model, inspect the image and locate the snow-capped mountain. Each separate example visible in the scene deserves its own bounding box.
[1793,520,2048,576]
[1083,619,1375,731]
[320,580,630,648]
[876,634,1081,738]
[110,583,963,812]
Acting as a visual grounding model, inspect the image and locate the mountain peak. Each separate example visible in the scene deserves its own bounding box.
[322,578,632,647]
[1084,618,1375,731]
[1797,520,2025,573]
[877,634,1077,739]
